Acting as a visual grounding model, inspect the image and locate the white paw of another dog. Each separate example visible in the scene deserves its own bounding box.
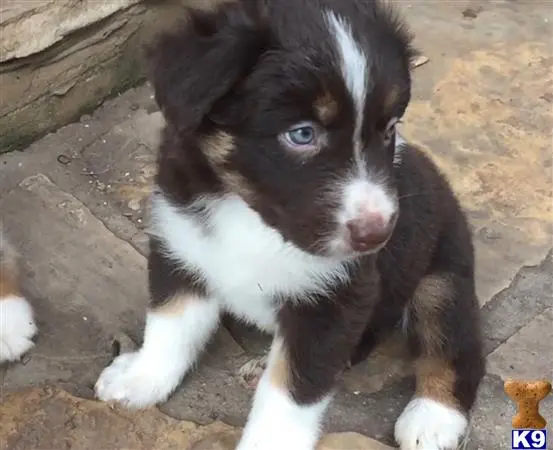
[394,397,468,450]
[0,296,37,363]
[95,351,181,408]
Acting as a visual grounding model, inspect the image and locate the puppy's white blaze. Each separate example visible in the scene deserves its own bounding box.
[395,397,468,450]
[324,10,369,176]
[325,12,367,112]
[237,338,331,450]
[340,177,397,225]
[0,295,37,362]
[95,298,219,408]
[394,133,408,167]
[149,191,350,331]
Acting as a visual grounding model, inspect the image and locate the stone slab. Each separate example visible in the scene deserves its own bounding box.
[397,1,553,307]
[481,251,553,356]
[0,0,141,61]
[487,307,553,382]
[0,0,219,152]
[0,3,148,152]
[0,386,394,450]
[0,173,148,392]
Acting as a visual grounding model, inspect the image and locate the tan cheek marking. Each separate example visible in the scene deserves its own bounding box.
[314,91,339,125]
[410,274,454,356]
[220,171,255,202]
[415,357,459,409]
[200,130,235,166]
[199,130,256,201]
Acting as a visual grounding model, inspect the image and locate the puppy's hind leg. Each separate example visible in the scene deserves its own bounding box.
[394,272,485,450]
[0,226,37,363]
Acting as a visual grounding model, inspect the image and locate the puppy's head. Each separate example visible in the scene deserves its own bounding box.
[147,0,416,259]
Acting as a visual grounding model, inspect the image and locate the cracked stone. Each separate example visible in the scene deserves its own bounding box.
[487,307,553,381]
[0,386,393,450]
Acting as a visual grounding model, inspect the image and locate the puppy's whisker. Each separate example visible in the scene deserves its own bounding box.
[397,190,441,200]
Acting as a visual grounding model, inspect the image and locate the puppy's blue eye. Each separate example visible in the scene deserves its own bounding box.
[286,126,315,145]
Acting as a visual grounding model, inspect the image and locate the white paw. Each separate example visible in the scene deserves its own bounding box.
[0,296,37,363]
[394,397,468,450]
[95,351,180,408]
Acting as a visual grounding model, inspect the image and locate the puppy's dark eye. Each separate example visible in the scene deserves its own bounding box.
[286,125,315,145]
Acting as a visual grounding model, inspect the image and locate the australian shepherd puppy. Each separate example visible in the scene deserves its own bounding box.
[0,224,37,363]
[95,1,485,449]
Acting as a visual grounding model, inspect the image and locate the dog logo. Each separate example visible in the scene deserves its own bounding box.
[505,378,551,449]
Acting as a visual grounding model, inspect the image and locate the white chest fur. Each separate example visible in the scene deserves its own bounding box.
[150,191,350,331]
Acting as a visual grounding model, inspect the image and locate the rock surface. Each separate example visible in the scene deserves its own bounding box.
[0,0,141,61]
[0,387,393,450]
[0,0,146,152]
[0,0,219,152]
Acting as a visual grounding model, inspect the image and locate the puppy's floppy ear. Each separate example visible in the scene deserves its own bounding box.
[144,3,267,134]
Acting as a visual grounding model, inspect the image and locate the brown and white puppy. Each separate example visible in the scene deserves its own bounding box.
[95,1,485,449]
[0,223,37,363]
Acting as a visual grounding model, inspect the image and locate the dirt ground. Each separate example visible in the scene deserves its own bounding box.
[1,1,552,449]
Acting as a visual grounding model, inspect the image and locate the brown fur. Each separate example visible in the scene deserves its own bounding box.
[198,132,255,199]
[410,274,453,356]
[313,91,339,125]
[220,171,255,200]
[0,266,20,298]
[0,228,21,299]
[383,85,399,112]
[415,357,459,409]
[201,130,235,166]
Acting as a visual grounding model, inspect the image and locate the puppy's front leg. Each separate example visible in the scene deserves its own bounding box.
[237,299,363,450]
[95,298,219,408]
[236,337,331,450]
[95,239,219,408]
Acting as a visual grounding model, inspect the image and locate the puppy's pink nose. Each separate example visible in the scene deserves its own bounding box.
[346,212,395,252]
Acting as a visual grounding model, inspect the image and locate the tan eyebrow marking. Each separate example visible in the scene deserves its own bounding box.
[314,90,339,125]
